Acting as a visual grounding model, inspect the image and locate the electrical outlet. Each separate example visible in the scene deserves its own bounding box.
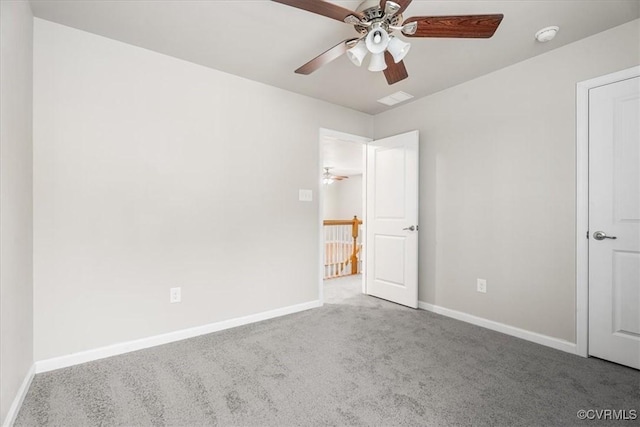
[170,287,181,303]
[477,279,487,293]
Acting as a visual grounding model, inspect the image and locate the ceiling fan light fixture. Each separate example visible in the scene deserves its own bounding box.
[347,39,368,67]
[274,0,505,85]
[365,25,390,54]
[368,52,387,72]
[323,177,335,185]
[387,36,411,63]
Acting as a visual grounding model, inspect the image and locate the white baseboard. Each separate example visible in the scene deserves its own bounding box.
[418,301,577,355]
[2,364,35,427]
[35,300,322,374]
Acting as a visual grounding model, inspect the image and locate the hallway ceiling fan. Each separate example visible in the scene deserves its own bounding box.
[323,167,349,184]
[272,0,504,85]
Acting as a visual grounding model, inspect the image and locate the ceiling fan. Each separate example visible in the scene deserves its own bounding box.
[272,0,503,85]
[323,167,348,184]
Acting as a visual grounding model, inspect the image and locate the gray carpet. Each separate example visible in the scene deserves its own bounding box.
[16,276,640,426]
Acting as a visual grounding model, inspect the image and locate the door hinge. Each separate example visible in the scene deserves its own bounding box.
[586,230,589,239]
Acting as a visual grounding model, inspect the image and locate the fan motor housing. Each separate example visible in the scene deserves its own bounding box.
[353,0,403,34]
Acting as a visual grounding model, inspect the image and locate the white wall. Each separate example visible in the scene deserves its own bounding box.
[373,19,640,343]
[33,19,372,361]
[323,175,363,220]
[0,0,34,423]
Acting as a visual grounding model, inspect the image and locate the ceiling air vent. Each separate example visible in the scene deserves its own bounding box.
[377,91,414,106]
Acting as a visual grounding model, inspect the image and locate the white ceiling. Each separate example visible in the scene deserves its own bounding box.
[29,0,640,115]
[322,136,365,176]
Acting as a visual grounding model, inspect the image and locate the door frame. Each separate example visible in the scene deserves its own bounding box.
[575,65,640,358]
[318,128,372,304]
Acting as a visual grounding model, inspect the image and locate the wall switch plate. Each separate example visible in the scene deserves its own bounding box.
[477,279,487,293]
[170,287,181,303]
[299,189,313,202]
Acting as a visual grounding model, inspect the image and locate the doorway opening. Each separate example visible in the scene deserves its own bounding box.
[318,129,420,309]
[318,129,370,305]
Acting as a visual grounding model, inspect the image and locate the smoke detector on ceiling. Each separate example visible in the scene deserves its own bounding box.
[535,26,559,43]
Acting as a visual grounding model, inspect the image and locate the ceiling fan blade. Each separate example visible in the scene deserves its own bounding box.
[295,39,358,75]
[383,51,408,85]
[272,0,363,23]
[403,14,504,38]
[380,0,413,16]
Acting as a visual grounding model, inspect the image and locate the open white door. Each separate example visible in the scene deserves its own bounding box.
[588,76,640,369]
[365,131,418,308]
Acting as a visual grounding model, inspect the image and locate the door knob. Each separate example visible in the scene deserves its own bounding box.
[403,226,416,231]
[593,231,617,240]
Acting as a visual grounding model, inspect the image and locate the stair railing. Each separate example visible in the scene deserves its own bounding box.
[323,216,363,279]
